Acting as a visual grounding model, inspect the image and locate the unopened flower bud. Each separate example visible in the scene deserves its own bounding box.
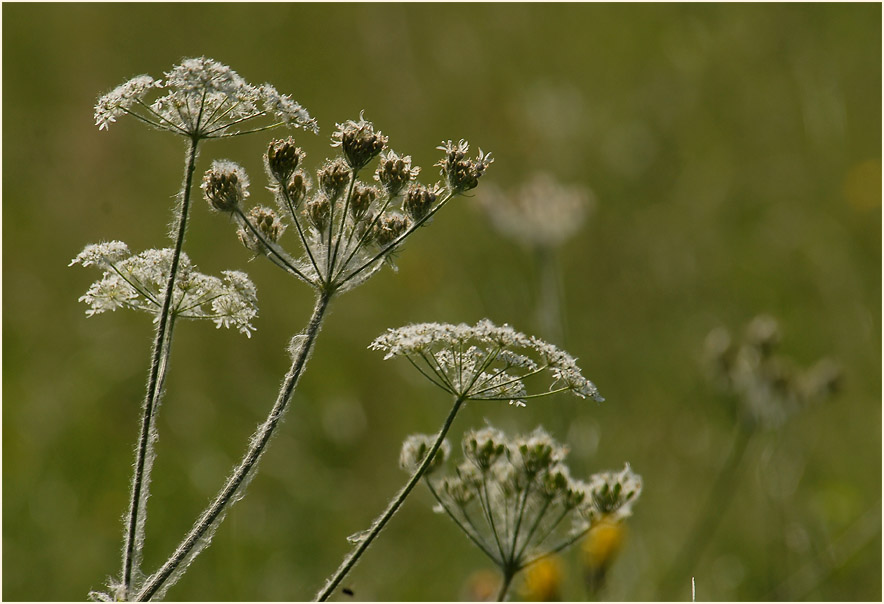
[202,160,249,212]
[400,434,450,475]
[266,137,304,183]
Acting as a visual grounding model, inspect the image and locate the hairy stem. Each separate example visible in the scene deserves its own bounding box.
[122,137,199,597]
[137,292,332,601]
[315,395,467,601]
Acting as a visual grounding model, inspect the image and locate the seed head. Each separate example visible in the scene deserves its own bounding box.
[332,111,388,170]
[305,196,332,233]
[286,171,309,208]
[202,161,249,212]
[349,183,378,219]
[266,137,305,184]
[375,149,420,196]
[318,157,352,200]
[403,183,438,222]
[374,212,411,247]
[437,139,493,194]
[238,206,285,253]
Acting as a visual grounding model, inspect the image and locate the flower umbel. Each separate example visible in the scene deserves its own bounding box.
[369,320,603,406]
[71,242,259,337]
[94,57,318,138]
[209,115,492,294]
[415,426,641,595]
[437,139,494,194]
[479,173,592,249]
[704,315,842,429]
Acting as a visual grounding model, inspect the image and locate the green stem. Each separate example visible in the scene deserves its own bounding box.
[314,395,467,601]
[137,292,332,601]
[658,421,755,598]
[497,569,515,602]
[121,137,199,598]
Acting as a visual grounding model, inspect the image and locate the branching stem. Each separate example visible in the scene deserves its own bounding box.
[121,137,199,598]
[314,395,467,601]
[137,292,332,601]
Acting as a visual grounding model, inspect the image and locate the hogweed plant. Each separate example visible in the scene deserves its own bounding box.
[478,173,591,343]
[315,320,605,601]
[402,426,642,601]
[659,314,840,598]
[82,57,316,601]
[79,57,497,601]
[137,125,492,602]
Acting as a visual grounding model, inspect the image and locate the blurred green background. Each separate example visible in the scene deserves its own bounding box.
[3,3,881,601]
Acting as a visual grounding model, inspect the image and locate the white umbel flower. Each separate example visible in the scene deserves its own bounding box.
[71,243,259,337]
[369,320,603,405]
[94,57,317,138]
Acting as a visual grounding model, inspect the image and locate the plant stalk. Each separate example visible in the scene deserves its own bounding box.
[122,137,199,597]
[137,292,332,601]
[314,395,467,601]
[658,420,755,599]
[497,570,515,602]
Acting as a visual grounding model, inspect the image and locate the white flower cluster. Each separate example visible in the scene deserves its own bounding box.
[71,241,259,337]
[369,320,603,405]
[94,57,317,138]
[479,173,591,248]
[413,426,641,573]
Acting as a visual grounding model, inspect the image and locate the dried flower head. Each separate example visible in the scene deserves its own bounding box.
[95,57,317,138]
[369,320,603,406]
[305,196,333,234]
[416,426,641,578]
[403,183,438,222]
[284,171,310,210]
[373,212,412,247]
[266,137,305,184]
[332,112,388,170]
[375,149,420,196]
[349,182,378,219]
[479,173,592,248]
[210,116,490,295]
[202,160,249,212]
[437,139,494,194]
[70,242,259,336]
[318,157,352,200]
